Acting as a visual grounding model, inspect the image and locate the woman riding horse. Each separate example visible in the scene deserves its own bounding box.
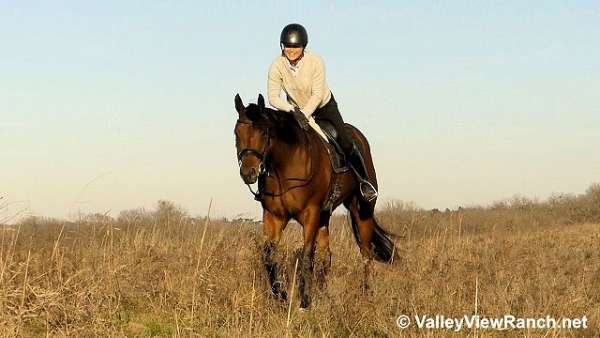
[267,23,378,202]
[234,94,395,309]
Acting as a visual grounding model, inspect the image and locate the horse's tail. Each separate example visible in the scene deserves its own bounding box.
[348,212,397,264]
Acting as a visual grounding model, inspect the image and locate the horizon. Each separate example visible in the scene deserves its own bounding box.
[2,182,598,224]
[2,1,599,222]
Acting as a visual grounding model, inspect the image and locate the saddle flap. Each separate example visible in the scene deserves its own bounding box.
[314,120,348,173]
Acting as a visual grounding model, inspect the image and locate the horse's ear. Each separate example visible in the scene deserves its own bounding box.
[257,94,265,110]
[234,94,245,114]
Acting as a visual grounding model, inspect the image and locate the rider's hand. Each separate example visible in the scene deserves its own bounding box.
[292,107,310,131]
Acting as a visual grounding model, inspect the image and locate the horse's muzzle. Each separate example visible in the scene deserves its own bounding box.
[240,167,259,184]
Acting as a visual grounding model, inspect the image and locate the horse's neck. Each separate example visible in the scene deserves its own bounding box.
[270,135,314,178]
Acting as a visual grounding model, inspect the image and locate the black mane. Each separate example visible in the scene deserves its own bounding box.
[245,104,302,144]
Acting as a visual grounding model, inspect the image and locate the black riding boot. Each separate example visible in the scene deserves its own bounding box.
[348,145,378,202]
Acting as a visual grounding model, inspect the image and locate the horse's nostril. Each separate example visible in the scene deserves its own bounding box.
[240,167,259,184]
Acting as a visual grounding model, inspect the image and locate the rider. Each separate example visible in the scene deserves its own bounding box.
[267,23,378,202]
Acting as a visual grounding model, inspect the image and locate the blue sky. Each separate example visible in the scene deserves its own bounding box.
[1,1,599,220]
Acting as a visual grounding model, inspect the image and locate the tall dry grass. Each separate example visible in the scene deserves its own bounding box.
[0,186,599,337]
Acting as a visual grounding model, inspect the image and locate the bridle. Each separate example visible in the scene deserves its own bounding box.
[236,116,315,202]
[236,119,271,199]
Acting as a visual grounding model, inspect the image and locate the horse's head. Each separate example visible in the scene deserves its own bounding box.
[234,93,274,184]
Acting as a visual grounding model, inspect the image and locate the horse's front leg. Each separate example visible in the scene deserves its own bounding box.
[314,213,332,290]
[262,209,288,300]
[296,206,321,310]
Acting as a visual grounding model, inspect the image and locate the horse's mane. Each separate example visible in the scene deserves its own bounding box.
[245,104,302,144]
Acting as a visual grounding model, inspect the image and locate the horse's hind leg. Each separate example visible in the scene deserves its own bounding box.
[344,196,375,292]
[314,213,332,290]
[262,209,288,300]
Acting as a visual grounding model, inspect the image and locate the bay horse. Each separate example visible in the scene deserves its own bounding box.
[234,93,396,309]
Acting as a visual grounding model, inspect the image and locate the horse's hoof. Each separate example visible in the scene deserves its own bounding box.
[298,306,309,313]
[300,298,311,309]
[279,290,288,301]
[270,290,288,302]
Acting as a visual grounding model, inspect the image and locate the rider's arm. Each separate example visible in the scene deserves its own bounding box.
[268,61,295,112]
[300,55,326,117]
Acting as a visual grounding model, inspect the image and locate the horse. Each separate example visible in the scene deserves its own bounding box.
[233,93,396,309]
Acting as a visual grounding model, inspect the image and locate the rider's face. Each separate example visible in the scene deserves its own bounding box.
[283,46,304,62]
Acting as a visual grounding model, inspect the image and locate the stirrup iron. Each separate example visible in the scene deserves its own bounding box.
[348,143,378,202]
[359,180,378,202]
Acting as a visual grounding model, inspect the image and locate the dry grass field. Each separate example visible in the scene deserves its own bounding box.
[1,185,599,337]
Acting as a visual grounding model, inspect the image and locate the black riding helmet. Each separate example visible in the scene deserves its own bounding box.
[280,23,308,48]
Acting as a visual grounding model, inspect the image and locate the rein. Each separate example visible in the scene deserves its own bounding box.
[261,130,315,199]
[236,118,315,201]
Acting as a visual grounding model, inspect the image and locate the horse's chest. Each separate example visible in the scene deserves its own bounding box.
[262,197,287,217]
[262,179,309,217]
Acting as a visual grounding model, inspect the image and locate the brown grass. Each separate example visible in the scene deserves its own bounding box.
[1,188,599,337]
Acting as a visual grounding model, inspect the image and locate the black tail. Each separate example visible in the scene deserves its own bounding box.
[348,212,397,264]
